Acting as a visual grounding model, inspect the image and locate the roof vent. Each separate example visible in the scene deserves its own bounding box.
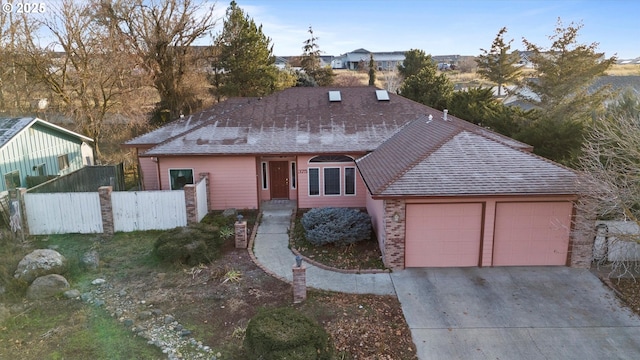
[426,114,433,123]
[328,90,342,102]
[375,90,390,101]
[443,109,448,121]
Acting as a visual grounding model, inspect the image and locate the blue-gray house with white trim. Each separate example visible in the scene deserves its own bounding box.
[0,117,94,192]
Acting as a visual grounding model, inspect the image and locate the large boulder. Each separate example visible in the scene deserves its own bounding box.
[26,274,70,300]
[14,249,67,283]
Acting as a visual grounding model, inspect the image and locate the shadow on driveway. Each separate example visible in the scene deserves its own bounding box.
[391,267,640,360]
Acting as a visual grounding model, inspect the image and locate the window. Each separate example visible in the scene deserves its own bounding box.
[261,162,268,189]
[308,168,319,196]
[4,170,20,190]
[324,168,340,195]
[345,167,355,195]
[169,169,194,190]
[57,154,69,171]
[34,164,46,176]
[309,155,353,163]
[290,162,296,189]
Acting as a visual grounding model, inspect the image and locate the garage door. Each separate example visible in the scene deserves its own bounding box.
[493,202,572,266]
[405,203,483,267]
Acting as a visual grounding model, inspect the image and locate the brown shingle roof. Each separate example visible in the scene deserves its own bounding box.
[357,116,576,196]
[126,87,530,156]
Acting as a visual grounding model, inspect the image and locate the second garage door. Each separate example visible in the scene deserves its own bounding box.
[405,203,483,267]
[492,202,573,266]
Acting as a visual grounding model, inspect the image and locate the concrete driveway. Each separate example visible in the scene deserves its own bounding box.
[391,267,640,360]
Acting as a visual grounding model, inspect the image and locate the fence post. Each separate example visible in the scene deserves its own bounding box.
[16,188,28,239]
[184,184,197,225]
[199,172,211,213]
[98,186,114,235]
[235,218,247,248]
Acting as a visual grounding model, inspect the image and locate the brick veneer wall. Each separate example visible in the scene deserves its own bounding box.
[383,199,406,270]
[568,206,595,268]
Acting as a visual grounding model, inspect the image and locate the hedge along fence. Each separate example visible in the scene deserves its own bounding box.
[19,173,210,235]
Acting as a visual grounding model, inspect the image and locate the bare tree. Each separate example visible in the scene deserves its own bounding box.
[576,91,640,276]
[20,0,139,160]
[98,0,218,124]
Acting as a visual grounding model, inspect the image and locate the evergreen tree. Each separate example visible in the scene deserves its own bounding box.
[300,26,334,86]
[368,53,376,86]
[398,63,453,110]
[448,87,503,126]
[517,19,616,165]
[397,49,433,79]
[214,1,278,98]
[476,27,522,96]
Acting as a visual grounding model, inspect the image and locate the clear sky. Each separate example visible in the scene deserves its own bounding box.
[217,0,639,59]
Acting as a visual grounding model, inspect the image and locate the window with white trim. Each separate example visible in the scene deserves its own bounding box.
[169,169,194,190]
[344,167,356,195]
[308,168,319,196]
[4,170,20,190]
[324,167,340,195]
[57,154,69,171]
[291,162,296,189]
[261,162,268,189]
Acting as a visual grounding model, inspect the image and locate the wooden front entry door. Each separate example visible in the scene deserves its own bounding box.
[269,161,289,199]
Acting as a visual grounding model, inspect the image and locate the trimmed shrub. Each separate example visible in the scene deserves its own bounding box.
[301,207,371,246]
[153,223,223,266]
[244,307,333,360]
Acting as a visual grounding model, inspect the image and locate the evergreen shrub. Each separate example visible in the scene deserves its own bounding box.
[300,207,371,246]
[153,223,223,266]
[244,307,333,360]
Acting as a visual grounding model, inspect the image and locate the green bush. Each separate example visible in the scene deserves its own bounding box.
[301,207,371,246]
[152,223,224,266]
[244,307,333,360]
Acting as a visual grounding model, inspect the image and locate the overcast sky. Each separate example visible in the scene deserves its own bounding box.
[212,0,639,59]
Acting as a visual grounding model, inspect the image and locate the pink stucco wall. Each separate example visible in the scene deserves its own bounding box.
[139,156,160,190]
[365,191,385,251]
[158,156,258,210]
[296,154,367,209]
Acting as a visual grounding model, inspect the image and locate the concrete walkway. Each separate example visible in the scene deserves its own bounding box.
[251,200,395,296]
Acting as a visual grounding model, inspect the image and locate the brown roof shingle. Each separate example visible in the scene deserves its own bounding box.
[356,116,576,196]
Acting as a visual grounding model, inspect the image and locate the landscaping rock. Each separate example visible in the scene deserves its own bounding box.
[222,208,237,217]
[91,278,106,285]
[26,274,70,300]
[14,249,67,283]
[63,289,81,299]
[81,250,100,270]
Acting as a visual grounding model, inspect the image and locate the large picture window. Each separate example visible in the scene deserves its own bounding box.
[345,167,355,195]
[169,169,194,190]
[308,168,319,196]
[324,168,340,195]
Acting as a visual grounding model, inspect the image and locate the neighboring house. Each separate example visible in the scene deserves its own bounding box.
[334,49,406,70]
[125,87,582,270]
[0,117,94,192]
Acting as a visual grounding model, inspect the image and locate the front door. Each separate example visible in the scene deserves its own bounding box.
[269,161,289,199]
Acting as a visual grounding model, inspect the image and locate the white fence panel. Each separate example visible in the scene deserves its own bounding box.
[196,179,208,222]
[25,193,102,234]
[595,220,640,262]
[112,191,187,232]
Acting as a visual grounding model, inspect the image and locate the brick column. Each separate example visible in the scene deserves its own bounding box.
[292,264,307,304]
[98,186,114,236]
[235,220,247,248]
[383,199,406,270]
[184,184,197,225]
[569,207,595,268]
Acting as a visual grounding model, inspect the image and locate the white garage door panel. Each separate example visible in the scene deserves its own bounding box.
[405,203,483,267]
[493,202,572,266]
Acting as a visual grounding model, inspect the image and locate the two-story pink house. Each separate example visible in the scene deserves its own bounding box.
[125,87,585,270]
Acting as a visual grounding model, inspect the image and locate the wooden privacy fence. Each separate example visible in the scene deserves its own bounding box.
[21,174,210,235]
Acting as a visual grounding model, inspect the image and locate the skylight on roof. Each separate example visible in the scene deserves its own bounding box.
[328,91,342,102]
[375,90,390,101]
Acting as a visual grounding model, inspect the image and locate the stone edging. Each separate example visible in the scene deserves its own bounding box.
[287,208,391,275]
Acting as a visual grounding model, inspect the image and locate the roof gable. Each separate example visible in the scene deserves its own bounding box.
[0,117,92,149]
